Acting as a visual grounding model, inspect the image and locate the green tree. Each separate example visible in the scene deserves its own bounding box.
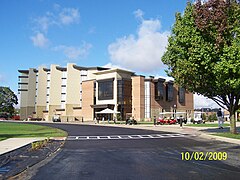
[208,114,213,122]
[0,87,18,116]
[202,113,206,120]
[162,0,240,134]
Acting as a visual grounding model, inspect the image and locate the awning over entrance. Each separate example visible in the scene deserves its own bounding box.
[95,108,120,114]
[91,104,114,109]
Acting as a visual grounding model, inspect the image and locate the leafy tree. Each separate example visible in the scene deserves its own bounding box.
[212,113,218,121]
[162,0,240,134]
[208,114,213,122]
[202,113,206,120]
[0,87,18,117]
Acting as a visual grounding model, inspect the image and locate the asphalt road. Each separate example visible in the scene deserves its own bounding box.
[30,123,240,180]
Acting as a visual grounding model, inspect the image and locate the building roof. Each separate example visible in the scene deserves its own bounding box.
[56,66,67,71]
[93,68,135,75]
[43,68,50,72]
[18,70,29,74]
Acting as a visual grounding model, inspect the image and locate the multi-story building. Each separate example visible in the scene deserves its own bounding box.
[18,63,194,121]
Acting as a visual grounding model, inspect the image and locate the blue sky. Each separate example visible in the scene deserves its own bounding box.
[0,0,218,108]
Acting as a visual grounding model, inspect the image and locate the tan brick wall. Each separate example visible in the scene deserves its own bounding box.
[27,69,37,107]
[36,67,47,107]
[65,104,73,116]
[20,106,35,120]
[150,81,194,117]
[49,105,61,117]
[73,109,82,117]
[35,106,46,119]
[82,80,94,121]
[49,65,62,108]
[132,76,145,121]
[66,63,81,105]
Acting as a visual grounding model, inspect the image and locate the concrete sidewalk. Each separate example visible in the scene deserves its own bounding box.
[0,137,45,155]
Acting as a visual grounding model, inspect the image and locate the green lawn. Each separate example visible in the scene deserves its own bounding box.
[212,132,240,140]
[0,122,67,141]
[186,123,230,127]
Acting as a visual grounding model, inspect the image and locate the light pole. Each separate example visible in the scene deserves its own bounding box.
[173,104,177,118]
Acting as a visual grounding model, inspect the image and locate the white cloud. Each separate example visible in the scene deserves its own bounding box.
[59,8,80,25]
[133,9,144,20]
[103,63,133,71]
[32,6,79,33]
[30,32,49,48]
[31,6,80,48]
[33,13,56,33]
[194,94,220,109]
[53,42,92,60]
[155,75,174,81]
[108,9,170,73]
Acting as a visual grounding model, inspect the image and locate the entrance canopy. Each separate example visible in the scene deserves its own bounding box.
[95,108,120,114]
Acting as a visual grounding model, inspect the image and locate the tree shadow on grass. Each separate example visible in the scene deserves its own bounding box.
[200,126,240,133]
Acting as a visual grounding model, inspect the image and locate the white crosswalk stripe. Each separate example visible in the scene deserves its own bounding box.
[67,133,194,140]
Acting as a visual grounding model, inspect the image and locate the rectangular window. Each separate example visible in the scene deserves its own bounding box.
[47,81,50,87]
[62,72,67,79]
[61,102,65,109]
[155,81,164,100]
[46,95,50,102]
[117,79,132,120]
[62,79,67,85]
[61,94,66,101]
[98,79,114,100]
[47,74,51,81]
[145,81,151,118]
[61,86,67,94]
[166,83,173,101]
[179,87,185,103]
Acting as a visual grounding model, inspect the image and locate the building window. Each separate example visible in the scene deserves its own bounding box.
[61,102,65,109]
[166,82,173,101]
[47,73,51,81]
[98,79,114,100]
[145,81,151,118]
[179,87,185,103]
[61,86,67,94]
[61,94,66,101]
[117,79,132,120]
[155,81,164,100]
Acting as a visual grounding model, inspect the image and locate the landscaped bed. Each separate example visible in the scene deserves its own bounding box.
[0,122,67,179]
[0,139,64,179]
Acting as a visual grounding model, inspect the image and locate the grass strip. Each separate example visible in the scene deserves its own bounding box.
[0,122,67,141]
[186,123,230,127]
[212,132,240,140]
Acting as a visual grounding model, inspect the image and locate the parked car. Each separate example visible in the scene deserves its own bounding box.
[52,115,61,122]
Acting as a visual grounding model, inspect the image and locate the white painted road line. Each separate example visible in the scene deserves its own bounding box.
[67,133,192,140]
